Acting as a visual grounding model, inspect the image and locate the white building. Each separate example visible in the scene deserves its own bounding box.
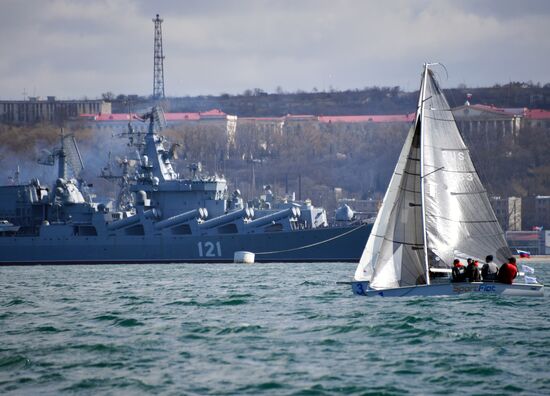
[452,104,522,138]
[490,196,522,231]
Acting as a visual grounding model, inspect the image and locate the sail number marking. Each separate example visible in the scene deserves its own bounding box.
[454,173,474,182]
[446,151,465,161]
[197,241,222,257]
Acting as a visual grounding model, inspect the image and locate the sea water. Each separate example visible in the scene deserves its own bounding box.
[1,262,549,395]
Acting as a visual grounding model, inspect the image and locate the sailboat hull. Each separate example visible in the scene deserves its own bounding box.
[351,281,544,297]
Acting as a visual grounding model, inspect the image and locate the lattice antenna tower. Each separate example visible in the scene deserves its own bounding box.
[153,14,165,99]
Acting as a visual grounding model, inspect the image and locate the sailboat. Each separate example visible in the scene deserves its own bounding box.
[351,64,544,297]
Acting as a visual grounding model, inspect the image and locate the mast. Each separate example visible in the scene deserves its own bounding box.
[419,64,430,285]
[58,128,67,180]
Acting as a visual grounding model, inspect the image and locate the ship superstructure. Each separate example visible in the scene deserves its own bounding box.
[0,107,370,264]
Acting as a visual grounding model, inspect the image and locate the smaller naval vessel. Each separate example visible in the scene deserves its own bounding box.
[0,107,371,265]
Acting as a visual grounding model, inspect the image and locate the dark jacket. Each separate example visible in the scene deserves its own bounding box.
[465,262,481,282]
[452,265,466,282]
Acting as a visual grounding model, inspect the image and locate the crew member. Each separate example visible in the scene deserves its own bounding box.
[465,258,481,282]
[452,259,466,282]
[481,255,499,281]
[498,257,518,284]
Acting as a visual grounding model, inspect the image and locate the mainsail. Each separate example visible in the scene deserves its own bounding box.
[354,64,511,289]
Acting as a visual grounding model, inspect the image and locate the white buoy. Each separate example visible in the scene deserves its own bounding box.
[234,251,255,264]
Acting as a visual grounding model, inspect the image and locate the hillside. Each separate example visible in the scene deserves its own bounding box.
[111,82,550,116]
[2,118,548,217]
[2,81,549,215]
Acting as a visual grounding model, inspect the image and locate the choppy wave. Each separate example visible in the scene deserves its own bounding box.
[1,262,549,395]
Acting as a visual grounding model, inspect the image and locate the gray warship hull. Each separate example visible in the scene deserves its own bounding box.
[0,224,370,265]
[1,107,372,266]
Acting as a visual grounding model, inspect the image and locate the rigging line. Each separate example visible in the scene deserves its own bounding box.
[427,62,449,81]
[440,169,476,174]
[383,236,424,247]
[424,145,470,151]
[425,213,498,224]
[366,233,423,247]
[423,115,456,122]
[422,166,445,178]
[254,223,368,255]
[445,79,461,111]
[426,108,454,112]
[465,232,508,242]
[398,185,422,194]
[450,190,487,195]
[415,96,434,112]
[421,95,433,103]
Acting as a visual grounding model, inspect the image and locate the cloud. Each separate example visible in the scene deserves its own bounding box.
[0,0,549,99]
[456,0,550,19]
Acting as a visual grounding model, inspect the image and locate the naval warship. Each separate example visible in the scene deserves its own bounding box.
[0,107,371,265]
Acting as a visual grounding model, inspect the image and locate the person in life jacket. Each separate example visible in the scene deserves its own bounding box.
[498,257,518,284]
[465,259,482,282]
[452,259,466,282]
[481,254,499,281]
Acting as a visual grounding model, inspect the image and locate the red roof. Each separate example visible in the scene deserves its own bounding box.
[526,109,550,120]
[285,114,316,119]
[240,117,285,122]
[79,107,549,124]
[165,112,200,121]
[199,109,227,117]
[79,112,418,124]
[80,113,143,121]
[79,111,207,122]
[468,104,510,115]
[506,232,540,241]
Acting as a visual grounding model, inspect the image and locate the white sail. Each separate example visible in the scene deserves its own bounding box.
[354,107,426,287]
[354,64,511,290]
[421,69,512,267]
[354,121,418,282]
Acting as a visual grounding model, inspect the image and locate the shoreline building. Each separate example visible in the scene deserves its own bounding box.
[72,109,237,154]
[0,97,111,124]
[505,230,545,255]
[452,104,523,138]
[490,196,522,231]
[524,109,550,129]
[522,196,550,230]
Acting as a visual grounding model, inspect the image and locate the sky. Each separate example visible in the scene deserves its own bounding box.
[1,0,549,99]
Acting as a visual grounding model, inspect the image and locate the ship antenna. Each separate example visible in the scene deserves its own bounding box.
[58,128,67,179]
[152,14,165,100]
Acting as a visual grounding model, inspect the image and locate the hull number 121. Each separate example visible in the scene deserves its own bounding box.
[197,241,222,257]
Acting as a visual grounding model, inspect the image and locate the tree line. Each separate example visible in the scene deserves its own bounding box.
[107,82,550,117]
[1,119,548,215]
